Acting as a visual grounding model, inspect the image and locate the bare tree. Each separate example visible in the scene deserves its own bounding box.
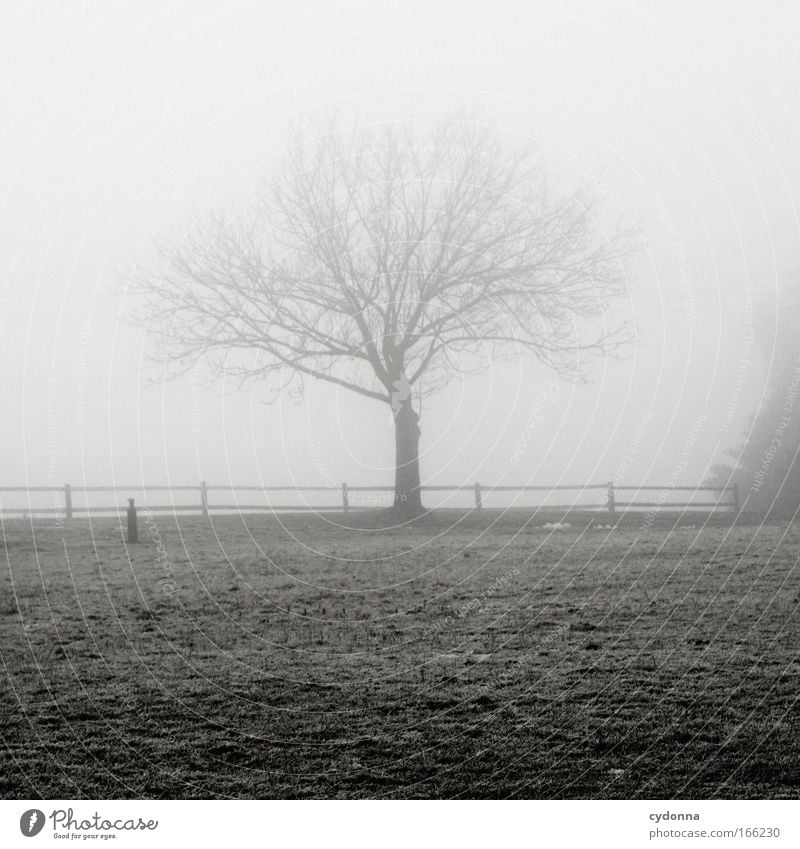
[132,113,633,516]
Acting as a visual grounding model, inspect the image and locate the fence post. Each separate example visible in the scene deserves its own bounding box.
[731,482,739,513]
[607,481,616,517]
[200,481,209,518]
[64,483,73,520]
[474,482,482,510]
[341,482,349,512]
[126,498,138,543]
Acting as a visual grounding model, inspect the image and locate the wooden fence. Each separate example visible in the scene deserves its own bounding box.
[0,481,739,518]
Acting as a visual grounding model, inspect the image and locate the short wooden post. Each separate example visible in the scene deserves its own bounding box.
[731,482,739,513]
[126,498,138,543]
[607,481,616,516]
[474,482,482,510]
[200,481,209,517]
[64,483,73,520]
[341,482,349,512]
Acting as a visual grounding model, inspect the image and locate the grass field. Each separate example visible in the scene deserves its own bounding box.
[1,510,798,799]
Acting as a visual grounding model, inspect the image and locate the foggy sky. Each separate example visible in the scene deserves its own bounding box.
[2,0,799,503]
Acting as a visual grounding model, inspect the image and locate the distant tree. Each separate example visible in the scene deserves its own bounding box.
[131,113,634,516]
[708,284,800,517]
[709,387,800,518]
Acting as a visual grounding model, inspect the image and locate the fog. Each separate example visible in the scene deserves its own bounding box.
[2,0,799,504]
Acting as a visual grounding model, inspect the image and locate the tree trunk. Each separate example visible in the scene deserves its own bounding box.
[393,397,423,515]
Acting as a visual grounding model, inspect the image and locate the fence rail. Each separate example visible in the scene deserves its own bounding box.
[0,480,739,518]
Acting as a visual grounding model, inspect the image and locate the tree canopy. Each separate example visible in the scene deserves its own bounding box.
[132,113,634,513]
